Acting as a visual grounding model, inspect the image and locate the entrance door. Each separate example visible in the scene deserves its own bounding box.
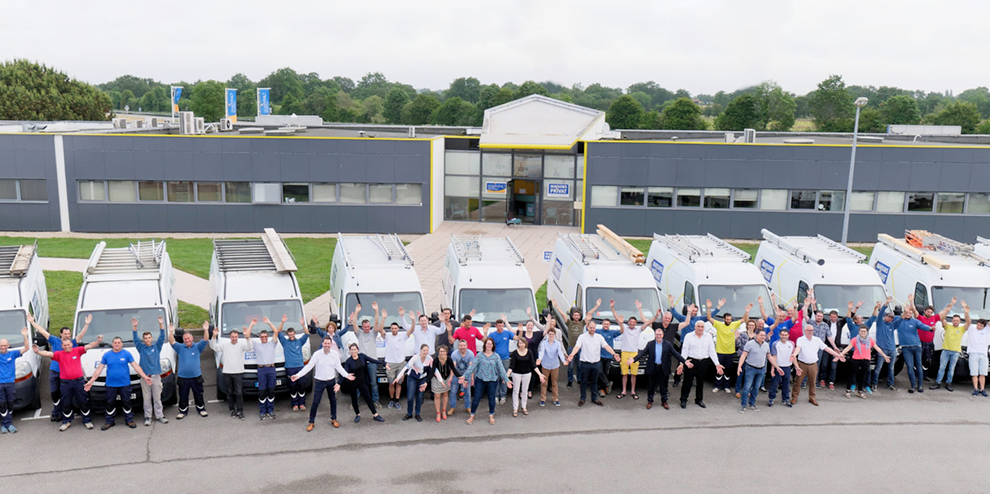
[506,179,540,224]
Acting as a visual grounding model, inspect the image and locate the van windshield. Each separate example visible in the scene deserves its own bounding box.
[586,288,661,323]
[933,287,990,319]
[698,285,773,318]
[76,308,166,347]
[345,292,425,327]
[812,285,886,313]
[0,310,27,343]
[458,289,535,325]
[221,300,304,336]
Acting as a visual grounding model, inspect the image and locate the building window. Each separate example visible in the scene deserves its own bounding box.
[339,183,367,204]
[225,182,251,203]
[936,193,965,213]
[313,183,336,203]
[252,183,281,204]
[817,191,845,212]
[482,153,512,177]
[396,184,422,205]
[906,192,934,212]
[850,192,875,211]
[876,191,905,212]
[79,181,105,201]
[677,188,701,207]
[167,181,194,202]
[138,181,164,201]
[619,187,644,206]
[370,184,393,204]
[732,189,758,209]
[647,187,673,207]
[590,186,618,207]
[760,189,787,210]
[513,154,542,178]
[0,180,16,201]
[703,188,729,209]
[17,179,47,201]
[544,155,575,179]
[196,182,222,202]
[969,193,990,214]
[445,151,481,175]
[790,190,816,210]
[108,181,136,202]
[282,183,310,203]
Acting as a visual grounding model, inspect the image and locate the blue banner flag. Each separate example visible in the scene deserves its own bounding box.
[258,88,271,116]
[225,88,238,122]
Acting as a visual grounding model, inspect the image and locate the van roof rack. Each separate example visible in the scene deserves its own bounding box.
[214,229,297,273]
[337,233,414,268]
[596,225,645,264]
[0,242,36,279]
[878,230,989,270]
[761,229,865,266]
[450,235,524,265]
[84,240,166,281]
[653,233,750,263]
[561,229,644,266]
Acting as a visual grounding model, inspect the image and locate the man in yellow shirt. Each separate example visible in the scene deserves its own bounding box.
[931,298,969,392]
[706,299,752,395]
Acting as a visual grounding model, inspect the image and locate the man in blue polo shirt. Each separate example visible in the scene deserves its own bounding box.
[0,327,31,433]
[487,318,515,404]
[84,336,153,430]
[28,313,90,422]
[596,318,621,398]
[133,316,167,426]
[169,322,210,420]
[280,318,310,412]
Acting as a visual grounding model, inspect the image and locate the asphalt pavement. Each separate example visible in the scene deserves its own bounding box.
[4,353,990,493]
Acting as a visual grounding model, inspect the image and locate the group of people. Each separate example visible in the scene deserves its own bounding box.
[3,289,990,434]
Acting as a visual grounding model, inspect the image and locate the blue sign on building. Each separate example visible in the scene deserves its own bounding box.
[760,260,775,283]
[547,183,570,197]
[650,259,664,283]
[486,181,507,193]
[874,261,890,284]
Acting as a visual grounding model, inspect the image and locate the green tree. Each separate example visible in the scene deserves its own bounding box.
[659,98,707,130]
[755,81,796,131]
[360,95,386,124]
[0,60,111,120]
[279,92,302,115]
[227,73,256,118]
[552,93,574,104]
[640,110,663,129]
[352,72,391,100]
[880,95,921,125]
[957,87,990,119]
[606,95,644,129]
[120,89,135,110]
[702,103,723,117]
[300,87,338,121]
[794,95,810,118]
[96,75,159,98]
[190,80,224,121]
[400,93,440,124]
[927,101,981,133]
[383,87,410,124]
[674,89,691,99]
[138,86,168,113]
[856,107,885,133]
[715,94,761,130]
[332,76,355,93]
[258,68,303,104]
[430,96,475,125]
[445,77,482,103]
[627,82,673,108]
[627,91,651,110]
[810,75,854,132]
[515,80,549,99]
[976,120,990,134]
[478,84,514,110]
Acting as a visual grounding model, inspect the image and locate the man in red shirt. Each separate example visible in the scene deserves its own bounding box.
[917,305,940,382]
[450,312,483,356]
[35,335,103,431]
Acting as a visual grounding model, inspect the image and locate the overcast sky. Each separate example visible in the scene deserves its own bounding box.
[4,0,988,96]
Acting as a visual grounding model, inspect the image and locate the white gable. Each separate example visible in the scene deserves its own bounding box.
[480,95,614,149]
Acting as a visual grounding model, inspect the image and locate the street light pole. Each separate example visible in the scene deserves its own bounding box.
[841,97,869,245]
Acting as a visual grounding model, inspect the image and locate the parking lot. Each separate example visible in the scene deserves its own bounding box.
[4,346,990,494]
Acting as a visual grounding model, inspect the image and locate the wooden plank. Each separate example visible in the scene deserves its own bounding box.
[263,228,298,272]
[596,224,645,264]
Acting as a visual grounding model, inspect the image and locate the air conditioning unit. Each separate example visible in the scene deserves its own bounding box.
[219,118,234,131]
[179,112,195,135]
[194,117,205,135]
[743,128,756,143]
[150,117,159,128]
[112,118,127,129]
[135,120,145,129]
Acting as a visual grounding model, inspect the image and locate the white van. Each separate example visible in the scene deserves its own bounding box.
[647,233,773,322]
[872,232,990,359]
[441,235,536,331]
[330,233,422,376]
[76,240,178,406]
[209,229,307,399]
[0,243,45,410]
[754,229,886,345]
[547,225,662,357]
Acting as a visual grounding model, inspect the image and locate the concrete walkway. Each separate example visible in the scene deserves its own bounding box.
[40,257,211,309]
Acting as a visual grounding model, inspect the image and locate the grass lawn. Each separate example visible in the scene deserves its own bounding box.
[792,118,816,131]
[177,301,210,329]
[44,271,83,330]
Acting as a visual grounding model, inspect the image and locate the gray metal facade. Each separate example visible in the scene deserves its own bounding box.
[58,135,431,233]
[584,141,990,242]
[0,135,61,231]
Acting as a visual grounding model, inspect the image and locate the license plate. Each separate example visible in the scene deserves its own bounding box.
[244,351,256,360]
[378,377,388,384]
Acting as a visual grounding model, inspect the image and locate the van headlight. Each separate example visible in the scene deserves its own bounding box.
[302,345,312,360]
[160,359,172,372]
[15,360,31,379]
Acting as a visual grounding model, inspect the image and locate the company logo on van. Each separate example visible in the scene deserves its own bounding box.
[650,259,664,283]
[760,260,775,283]
[875,261,890,284]
[552,258,562,281]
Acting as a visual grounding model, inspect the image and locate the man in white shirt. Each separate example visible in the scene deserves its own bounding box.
[401,312,451,355]
[565,320,620,407]
[291,336,355,432]
[382,308,409,410]
[677,321,725,409]
[210,320,255,420]
[767,329,795,408]
[792,324,846,406]
[968,319,990,396]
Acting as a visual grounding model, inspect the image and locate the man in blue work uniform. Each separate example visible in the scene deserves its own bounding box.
[84,336,153,430]
[281,318,310,412]
[0,327,31,433]
[133,316,168,426]
[169,322,211,419]
[28,313,90,421]
[897,294,934,394]
[596,318,621,398]
[255,317,281,420]
[871,298,899,392]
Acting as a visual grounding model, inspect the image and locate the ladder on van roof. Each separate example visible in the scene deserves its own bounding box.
[653,233,750,263]
[337,233,414,268]
[214,229,297,273]
[761,229,865,266]
[561,233,601,263]
[878,230,989,270]
[0,242,35,278]
[450,235,525,265]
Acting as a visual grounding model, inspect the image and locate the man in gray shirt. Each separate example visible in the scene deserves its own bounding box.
[737,329,769,413]
[351,303,382,408]
[255,318,280,420]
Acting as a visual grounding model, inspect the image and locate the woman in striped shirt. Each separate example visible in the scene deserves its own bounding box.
[460,337,511,425]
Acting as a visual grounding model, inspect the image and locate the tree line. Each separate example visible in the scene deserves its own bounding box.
[3,59,990,134]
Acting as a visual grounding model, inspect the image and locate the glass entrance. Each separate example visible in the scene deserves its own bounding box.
[507,179,540,224]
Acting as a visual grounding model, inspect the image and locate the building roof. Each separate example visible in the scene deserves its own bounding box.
[480,95,615,150]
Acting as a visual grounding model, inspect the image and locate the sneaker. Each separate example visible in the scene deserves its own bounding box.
[946,384,954,392]
[199,410,209,417]
[270,413,276,420]
[917,387,924,393]
[157,417,169,424]
[866,387,873,395]
[176,413,186,420]
[395,402,402,411]
[539,401,546,407]
[259,415,266,421]
[981,390,989,397]
[829,383,835,390]
[850,385,856,391]
[858,392,867,399]
[749,405,759,412]
[767,400,774,407]
[929,383,941,390]
[887,385,897,391]
[974,390,981,396]
[566,382,573,389]
[101,423,114,431]
[230,411,237,418]
[801,382,807,389]
[84,422,93,430]
[415,415,423,422]
[237,414,245,420]
[402,414,413,421]
[374,402,382,410]
[599,390,606,398]
[908,388,915,394]
[819,380,825,388]
[554,401,561,407]
[354,416,361,423]
[784,402,793,408]
[373,415,385,422]
[759,386,766,393]
[845,390,851,398]
[126,422,136,428]
[386,401,394,409]
[712,387,720,394]
[144,418,152,426]
[5,425,15,433]
[739,407,746,414]
[0,426,7,434]
[59,422,71,432]
[724,388,732,394]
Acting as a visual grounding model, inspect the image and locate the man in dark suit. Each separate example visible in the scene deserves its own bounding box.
[628,327,691,410]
